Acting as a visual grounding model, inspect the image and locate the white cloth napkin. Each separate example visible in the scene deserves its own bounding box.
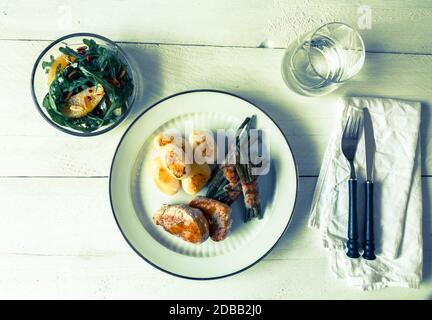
[309,97,423,290]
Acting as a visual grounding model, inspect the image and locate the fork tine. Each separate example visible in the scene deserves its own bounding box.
[343,116,351,138]
[348,116,356,138]
[346,114,359,138]
[353,115,362,138]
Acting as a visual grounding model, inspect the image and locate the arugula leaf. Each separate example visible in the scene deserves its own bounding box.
[59,46,81,59]
[41,55,55,73]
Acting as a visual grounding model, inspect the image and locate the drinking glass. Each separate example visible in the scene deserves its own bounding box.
[282,22,365,96]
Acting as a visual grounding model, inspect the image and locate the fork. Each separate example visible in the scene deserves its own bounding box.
[341,113,362,258]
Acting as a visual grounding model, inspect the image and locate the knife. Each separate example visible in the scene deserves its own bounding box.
[363,108,376,260]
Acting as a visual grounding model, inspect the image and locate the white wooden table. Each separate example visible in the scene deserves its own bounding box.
[0,0,431,299]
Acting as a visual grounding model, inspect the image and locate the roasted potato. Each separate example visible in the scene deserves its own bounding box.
[189,130,215,163]
[160,143,191,180]
[148,157,180,195]
[153,132,184,151]
[182,163,211,195]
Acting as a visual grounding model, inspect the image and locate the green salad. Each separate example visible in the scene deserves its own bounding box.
[41,39,133,132]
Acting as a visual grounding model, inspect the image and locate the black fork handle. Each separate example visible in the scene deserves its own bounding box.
[363,180,376,260]
[346,178,360,258]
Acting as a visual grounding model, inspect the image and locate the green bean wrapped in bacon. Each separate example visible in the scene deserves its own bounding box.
[206,116,262,222]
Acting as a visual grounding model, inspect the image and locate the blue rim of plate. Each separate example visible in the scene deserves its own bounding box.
[109,89,299,280]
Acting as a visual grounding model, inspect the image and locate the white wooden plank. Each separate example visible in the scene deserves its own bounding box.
[0,41,431,176]
[1,0,432,54]
[3,255,432,299]
[0,177,430,299]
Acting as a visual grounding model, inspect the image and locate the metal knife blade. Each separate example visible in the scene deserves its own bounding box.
[363,108,376,181]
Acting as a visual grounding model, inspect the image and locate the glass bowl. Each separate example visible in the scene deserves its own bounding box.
[31,33,139,136]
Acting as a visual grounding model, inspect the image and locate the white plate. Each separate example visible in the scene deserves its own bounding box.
[110,90,298,279]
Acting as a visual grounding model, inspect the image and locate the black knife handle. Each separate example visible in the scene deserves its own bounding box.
[363,180,376,260]
[346,178,360,258]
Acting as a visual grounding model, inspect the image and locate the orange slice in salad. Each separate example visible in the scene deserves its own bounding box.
[47,54,76,84]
